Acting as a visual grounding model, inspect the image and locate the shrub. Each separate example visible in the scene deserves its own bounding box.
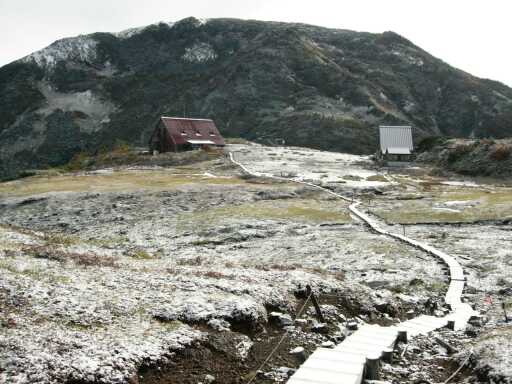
[64,152,91,171]
[224,137,252,144]
[177,256,202,266]
[270,264,297,271]
[416,136,446,153]
[43,233,78,246]
[74,252,117,267]
[23,244,117,267]
[490,144,512,161]
[201,270,231,279]
[479,138,495,146]
[447,144,473,163]
[112,139,132,155]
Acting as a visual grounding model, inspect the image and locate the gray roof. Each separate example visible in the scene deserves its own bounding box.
[379,126,413,153]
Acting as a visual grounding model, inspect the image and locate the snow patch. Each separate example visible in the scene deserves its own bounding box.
[403,100,416,113]
[492,90,512,102]
[441,180,480,187]
[114,21,175,39]
[154,292,266,324]
[182,42,217,63]
[391,50,424,66]
[21,36,98,70]
[236,338,253,360]
[432,207,461,213]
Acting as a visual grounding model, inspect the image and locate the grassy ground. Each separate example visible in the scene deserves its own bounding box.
[371,183,512,224]
[177,198,351,230]
[0,170,248,197]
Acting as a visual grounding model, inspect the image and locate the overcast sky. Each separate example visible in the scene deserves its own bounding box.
[1,0,511,86]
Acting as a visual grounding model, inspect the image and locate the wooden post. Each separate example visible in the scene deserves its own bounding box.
[365,354,381,380]
[306,285,325,323]
[402,225,406,236]
[502,302,509,323]
[381,348,393,364]
[447,320,455,330]
[397,330,408,343]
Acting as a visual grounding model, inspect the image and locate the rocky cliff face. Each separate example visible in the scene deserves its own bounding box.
[1,17,512,179]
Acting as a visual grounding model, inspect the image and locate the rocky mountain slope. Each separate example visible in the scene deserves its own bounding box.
[2,17,512,180]
[416,137,512,178]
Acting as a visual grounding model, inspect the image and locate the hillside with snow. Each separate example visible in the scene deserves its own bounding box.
[1,16,512,180]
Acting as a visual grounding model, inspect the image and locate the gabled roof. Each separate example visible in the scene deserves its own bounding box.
[160,117,225,146]
[379,126,413,153]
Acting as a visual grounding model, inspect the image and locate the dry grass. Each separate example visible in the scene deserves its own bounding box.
[177,198,351,231]
[196,270,234,279]
[127,248,154,260]
[373,186,512,224]
[0,170,247,197]
[365,175,388,182]
[23,244,118,268]
[176,256,203,266]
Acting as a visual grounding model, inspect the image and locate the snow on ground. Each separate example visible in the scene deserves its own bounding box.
[228,144,512,380]
[113,21,176,39]
[0,153,449,383]
[182,42,218,63]
[21,36,98,70]
[469,326,512,380]
[2,145,510,383]
[229,144,390,188]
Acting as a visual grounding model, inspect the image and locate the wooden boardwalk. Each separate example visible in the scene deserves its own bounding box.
[228,151,478,384]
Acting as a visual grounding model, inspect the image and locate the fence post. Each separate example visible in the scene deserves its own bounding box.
[306,285,325,323]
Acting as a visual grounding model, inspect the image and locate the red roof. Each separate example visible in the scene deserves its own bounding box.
[160,117,225,146]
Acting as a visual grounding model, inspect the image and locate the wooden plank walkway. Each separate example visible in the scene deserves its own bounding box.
[228,151,478,384]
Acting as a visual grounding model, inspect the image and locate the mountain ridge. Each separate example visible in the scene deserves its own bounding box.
[1,17,512,180]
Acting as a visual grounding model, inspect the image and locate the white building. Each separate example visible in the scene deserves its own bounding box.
[378,125,414,164]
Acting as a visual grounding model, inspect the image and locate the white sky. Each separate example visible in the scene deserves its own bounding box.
[1,0,511,86]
